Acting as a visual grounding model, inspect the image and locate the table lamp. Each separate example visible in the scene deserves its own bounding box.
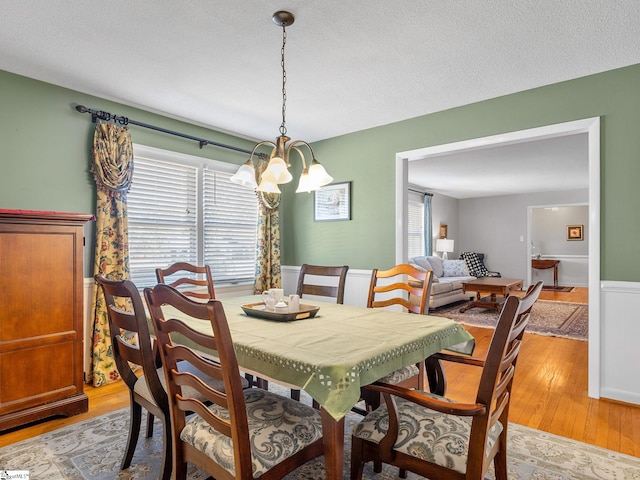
[436,238,454,259]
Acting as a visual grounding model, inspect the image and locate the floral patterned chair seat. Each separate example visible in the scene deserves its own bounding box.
[350,295,529,480]
[375,364,419,385]
[181,388,322,478]
[145,283,325,480]
[353,391,503,474]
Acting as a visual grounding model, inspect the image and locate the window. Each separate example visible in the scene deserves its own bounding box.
[407,191,425,258]
[127,145,258,288]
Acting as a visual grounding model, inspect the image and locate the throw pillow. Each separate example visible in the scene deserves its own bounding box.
[461,251,490,277]
[443,259,469,277]
[426,256,444,278]
[409,256,433,272]
[408,257,438,287]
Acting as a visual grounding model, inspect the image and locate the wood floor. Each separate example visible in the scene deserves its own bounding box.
[1,287,639,458]
[531,285,589,303]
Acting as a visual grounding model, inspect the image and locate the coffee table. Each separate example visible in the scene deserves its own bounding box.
[460,277,523,312]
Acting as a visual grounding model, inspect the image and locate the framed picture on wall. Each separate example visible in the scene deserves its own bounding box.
[314,182,351,222]
[439,224,448,239]
[567,224,583,241]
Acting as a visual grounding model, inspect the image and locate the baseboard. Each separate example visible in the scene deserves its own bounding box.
[600,388,640,406]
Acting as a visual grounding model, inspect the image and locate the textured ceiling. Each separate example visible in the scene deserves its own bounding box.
[408,133,589,199]
[1,1,637,197]
[2,1,640,143]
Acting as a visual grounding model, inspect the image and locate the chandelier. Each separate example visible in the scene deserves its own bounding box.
[230,11,333,193]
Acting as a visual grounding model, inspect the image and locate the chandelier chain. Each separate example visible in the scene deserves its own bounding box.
[280,25,287,136]
[230,11,333,193]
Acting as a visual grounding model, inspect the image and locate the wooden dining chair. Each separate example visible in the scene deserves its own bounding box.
[361,264,434,411]
[96,275,236,480]
[158,262,253,391]
[144,283,324,480]
[367,263,433,315]
[296,264,349,304]
[94,275,172,480]
[350,295,525,480]
[287,263,350,403]
[426,280,543,396]
[155,261,215,300]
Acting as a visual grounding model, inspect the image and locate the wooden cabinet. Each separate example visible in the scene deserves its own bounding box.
[0,210,93,430]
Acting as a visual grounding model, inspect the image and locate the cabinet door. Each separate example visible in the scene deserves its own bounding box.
[0,215,89,429]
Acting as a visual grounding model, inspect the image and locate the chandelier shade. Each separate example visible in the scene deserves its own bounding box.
[229,159,258,188]
[230,11,333,193]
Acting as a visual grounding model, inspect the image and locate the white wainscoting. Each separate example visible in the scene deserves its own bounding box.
[82,278,254,381]
[83,273,640,406]
[282,265,372,307]
[284,268,640,406]
[82,278,94,380]
[84,267,380,376]
[599,280,640,405]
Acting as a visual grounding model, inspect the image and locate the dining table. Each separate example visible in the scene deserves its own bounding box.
[162,294,475,480]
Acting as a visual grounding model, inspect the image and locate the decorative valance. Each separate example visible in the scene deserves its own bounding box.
[91,122,134,198]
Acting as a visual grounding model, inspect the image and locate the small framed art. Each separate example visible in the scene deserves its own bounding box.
[439,224,448,239]
[567,224,583,241]
[314,181,351,222]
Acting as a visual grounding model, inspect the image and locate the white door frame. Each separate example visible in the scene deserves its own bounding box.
[395,117,601,398]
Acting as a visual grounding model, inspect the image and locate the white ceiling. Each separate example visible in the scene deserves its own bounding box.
[408,133,589,199]
[2,1,638,195]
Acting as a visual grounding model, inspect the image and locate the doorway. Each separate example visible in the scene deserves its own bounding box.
[394,117,601,398]
[528,204,589,288]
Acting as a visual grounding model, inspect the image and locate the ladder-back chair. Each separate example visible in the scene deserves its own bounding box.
[296,264,349,304]
[289,264,349,403]
[155,262,215,300]
[95,275,172,480]
[144,284,324,480]
[361,264,434,411]
[426,280,543,396]
[351,295,526,480]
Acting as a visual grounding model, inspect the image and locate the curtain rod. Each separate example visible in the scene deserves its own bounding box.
[408,188,433,196]
[75,104,267,159]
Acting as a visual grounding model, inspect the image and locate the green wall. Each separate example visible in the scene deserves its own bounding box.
[281,64,640,281]
[0,69,257,275]
[2,64,640,281]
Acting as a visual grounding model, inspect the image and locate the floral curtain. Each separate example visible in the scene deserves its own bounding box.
[253,159,282,293]
[89,122,134,386]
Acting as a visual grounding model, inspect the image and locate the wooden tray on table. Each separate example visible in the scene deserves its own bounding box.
[240,302,320,322]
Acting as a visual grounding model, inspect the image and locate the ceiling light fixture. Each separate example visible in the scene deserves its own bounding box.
[230,11,333,193]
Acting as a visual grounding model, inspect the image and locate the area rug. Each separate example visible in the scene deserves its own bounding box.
[433,299,588,340]
[1,390,638,479]
[542,285,574,292]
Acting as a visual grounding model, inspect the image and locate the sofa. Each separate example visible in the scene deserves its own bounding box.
[408,253,501,309]
[409,255,476,309]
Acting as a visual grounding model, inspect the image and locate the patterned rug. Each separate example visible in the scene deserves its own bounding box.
[1,389,638,479]
[432,299,588,340]
[542,285,574,292]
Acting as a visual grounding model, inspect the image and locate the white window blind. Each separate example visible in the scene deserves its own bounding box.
[407,192,424,258]
[203,168,258,284]
[127,146,258,288]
